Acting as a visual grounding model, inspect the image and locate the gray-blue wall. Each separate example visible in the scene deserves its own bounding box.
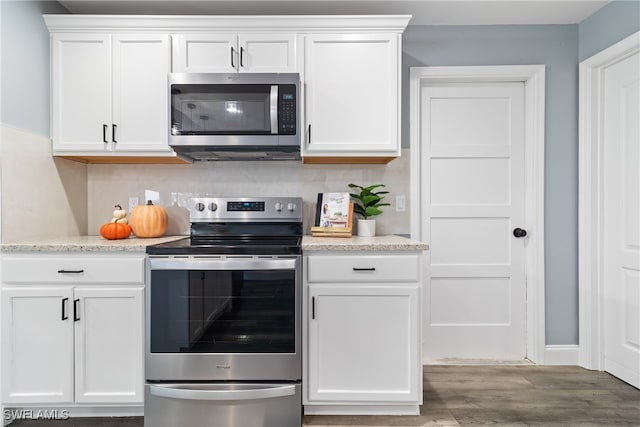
[0,1,68,136]
[402,25,580,345]
[579,0,640,61]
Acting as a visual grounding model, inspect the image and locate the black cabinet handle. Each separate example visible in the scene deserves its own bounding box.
[240,46,245,68]
[312,296,316,320]
[102,124,108,143]
[57,269,84,274]
[112,124,117,143]
[73,299,80,322]
[61,297,69,320]
[308,124,311,144]
[353,267,376,271]
[513,228,527,238]
[230,46,236,69]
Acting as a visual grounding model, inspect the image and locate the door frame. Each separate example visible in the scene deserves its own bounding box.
[578,32,640,371]
[409,65,546,364]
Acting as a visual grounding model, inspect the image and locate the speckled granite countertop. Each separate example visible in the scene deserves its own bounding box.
[301,235,428,251]
[1,235,186,253]
[2,235,427,253]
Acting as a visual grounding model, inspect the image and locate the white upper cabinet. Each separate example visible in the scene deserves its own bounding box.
[51,34,111,153]
[111,35,171,152]
[45,15,410,164]
[51,33,178,161]
[172,33,296,73]
[302,33,401,162]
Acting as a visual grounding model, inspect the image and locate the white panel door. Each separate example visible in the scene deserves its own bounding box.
[303,34,399,155]
[112,34,171,152]
[51,33,111,152]
[239,34,296,72]
[172,34,237,73]
[307,285,419,402]
[1,287,74,403]
[603,51,640,388]
[421,83,526,360]
[74,287,144,403]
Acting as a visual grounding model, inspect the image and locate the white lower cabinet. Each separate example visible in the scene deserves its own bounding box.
[304,252,422,415]
[1,254,145,405]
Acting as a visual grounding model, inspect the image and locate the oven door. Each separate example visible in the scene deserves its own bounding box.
[146,255,301,381]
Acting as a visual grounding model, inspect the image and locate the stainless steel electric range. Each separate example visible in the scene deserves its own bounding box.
[144,197,303,427]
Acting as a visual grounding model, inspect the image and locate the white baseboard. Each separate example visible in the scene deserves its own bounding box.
[544,345,579,365]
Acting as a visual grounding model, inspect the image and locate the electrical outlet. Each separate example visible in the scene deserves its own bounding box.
[395,195,406,212]
[129,197,139,213]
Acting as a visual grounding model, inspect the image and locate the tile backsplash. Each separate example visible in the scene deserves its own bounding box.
[1,125,88,242]
[87,149,412,236]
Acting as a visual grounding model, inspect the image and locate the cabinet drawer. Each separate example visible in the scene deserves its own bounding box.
[307,254,419,283]
[2,256,144,284]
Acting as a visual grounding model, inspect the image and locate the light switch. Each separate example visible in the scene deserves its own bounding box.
[396,195,406,212]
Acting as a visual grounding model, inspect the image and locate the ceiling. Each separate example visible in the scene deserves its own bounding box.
[56,0,611,25]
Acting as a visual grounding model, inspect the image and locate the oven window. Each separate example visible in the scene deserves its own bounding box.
[150,270,295,353]
[171,84,272,135]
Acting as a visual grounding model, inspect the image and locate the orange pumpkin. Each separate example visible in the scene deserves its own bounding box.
[100,220,132,240]
[129,200,168,238]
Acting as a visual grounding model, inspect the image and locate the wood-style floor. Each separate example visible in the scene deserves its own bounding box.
[9,365,640,426]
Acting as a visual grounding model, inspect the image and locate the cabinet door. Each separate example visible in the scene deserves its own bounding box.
[51,34,111,152]
[307,284,420,403]
[112,34,171,152]
[172,34,237,73]
[74,287,144,403]
[238,34,296,72]
[1,287,74,404]
[303,34,400,156]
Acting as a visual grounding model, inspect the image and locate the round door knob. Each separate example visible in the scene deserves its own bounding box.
[208,202,218,212]
[287,202,296,212]
[275,202,283,212]
[194,202,205,212]
[513,228,527,238]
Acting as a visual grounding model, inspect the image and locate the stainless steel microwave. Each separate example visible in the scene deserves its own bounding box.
[169,73,300,161]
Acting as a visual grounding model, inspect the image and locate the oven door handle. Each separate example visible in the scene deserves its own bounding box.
[149,257,297,271]
[148,384,296,401]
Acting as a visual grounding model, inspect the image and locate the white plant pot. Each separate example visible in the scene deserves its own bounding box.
[357,219,376,237]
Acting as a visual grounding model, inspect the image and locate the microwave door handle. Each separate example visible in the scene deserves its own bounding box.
[270,85,278,134]
[149,384,296,401]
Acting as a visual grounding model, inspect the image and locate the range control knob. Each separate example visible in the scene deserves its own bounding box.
[275,202,283,212]
[208,202,218,212]
[287,202,297,212]
[194,202,205,212]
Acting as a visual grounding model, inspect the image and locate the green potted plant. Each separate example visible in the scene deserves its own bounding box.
[348,183,390,236]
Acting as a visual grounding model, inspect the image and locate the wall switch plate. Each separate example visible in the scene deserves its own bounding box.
[128,197,139,213]
[396,195,406,212]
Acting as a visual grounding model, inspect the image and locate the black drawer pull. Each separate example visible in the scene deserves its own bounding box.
[73,299,80,322]
[57,269,84,274]
[353,267,376,271]
[61,297,69,320]
[102,124,108,143]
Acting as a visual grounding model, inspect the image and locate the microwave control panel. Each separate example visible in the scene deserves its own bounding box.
[278,85,297,135]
